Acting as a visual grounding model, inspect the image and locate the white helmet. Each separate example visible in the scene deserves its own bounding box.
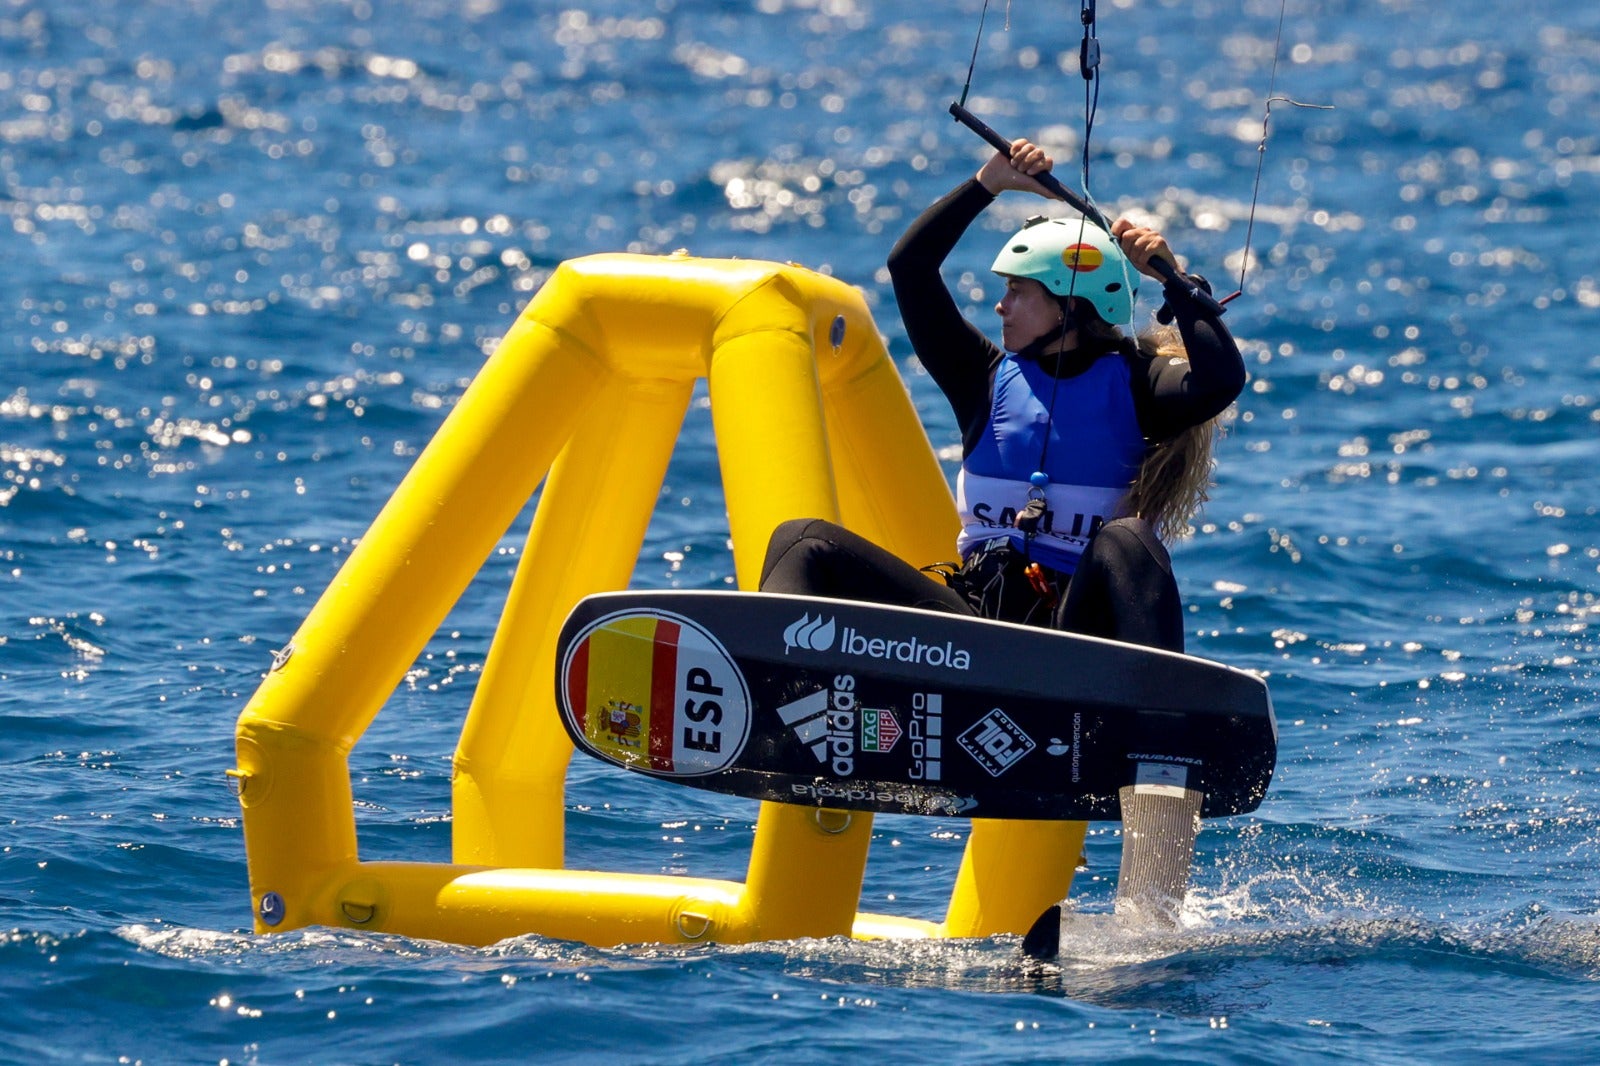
[991,216,1139,326]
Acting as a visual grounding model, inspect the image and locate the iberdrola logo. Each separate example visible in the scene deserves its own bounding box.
[783,613,837,653]
[1062,243,1103,272]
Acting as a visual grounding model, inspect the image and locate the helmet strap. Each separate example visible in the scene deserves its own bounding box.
[1057,297,1079,338]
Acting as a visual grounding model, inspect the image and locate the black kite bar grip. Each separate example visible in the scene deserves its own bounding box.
[948,101,1226,317]
[949,101,1104,225]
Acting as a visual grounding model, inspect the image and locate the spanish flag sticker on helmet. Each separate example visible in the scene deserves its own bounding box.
[558,609,751,776]
[1062,243,1103,273]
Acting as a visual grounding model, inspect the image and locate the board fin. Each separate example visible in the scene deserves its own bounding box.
[1020,903,1061,960]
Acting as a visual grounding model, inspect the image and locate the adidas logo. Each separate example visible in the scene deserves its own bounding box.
[783,612,836,653]
[774,674,857,775]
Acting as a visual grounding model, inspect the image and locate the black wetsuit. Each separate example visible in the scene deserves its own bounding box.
[760,179,1246,653]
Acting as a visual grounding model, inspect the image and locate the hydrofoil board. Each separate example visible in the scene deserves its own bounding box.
[555,591,1275,820]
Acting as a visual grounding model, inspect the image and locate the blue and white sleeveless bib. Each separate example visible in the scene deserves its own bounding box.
[955,352,1146,574]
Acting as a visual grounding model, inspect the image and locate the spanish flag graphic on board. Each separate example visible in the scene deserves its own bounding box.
[559,610,751,776]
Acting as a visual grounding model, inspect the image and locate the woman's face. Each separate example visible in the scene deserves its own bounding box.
[995,276,1064,352]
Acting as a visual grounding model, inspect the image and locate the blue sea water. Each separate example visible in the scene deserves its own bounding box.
[3,0,1598,1061]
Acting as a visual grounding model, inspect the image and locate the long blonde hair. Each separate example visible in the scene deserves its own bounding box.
[1080,315,1230,543]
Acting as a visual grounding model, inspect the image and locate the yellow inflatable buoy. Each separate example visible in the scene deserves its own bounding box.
[232,252,1086,947]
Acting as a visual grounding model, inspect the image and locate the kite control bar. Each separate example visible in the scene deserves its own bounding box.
[948,101,1226,317]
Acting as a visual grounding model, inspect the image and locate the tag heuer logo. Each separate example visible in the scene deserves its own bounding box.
[860,707,901,753]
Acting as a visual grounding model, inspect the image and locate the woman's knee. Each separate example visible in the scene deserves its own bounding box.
[766,517,817,557]
[759,518,845,589]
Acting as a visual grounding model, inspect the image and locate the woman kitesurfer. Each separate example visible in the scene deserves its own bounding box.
[759,138,1245,652]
